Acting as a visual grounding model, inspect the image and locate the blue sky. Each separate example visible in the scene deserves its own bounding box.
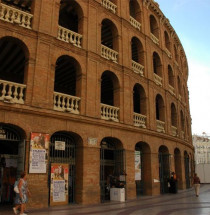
[156,0,210,135]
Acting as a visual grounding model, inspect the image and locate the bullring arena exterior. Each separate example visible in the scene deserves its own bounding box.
[0,0,194,209]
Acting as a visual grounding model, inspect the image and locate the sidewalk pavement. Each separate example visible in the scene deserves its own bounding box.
[1,184,210,215]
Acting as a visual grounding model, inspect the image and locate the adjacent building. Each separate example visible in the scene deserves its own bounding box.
[193,134,210,183]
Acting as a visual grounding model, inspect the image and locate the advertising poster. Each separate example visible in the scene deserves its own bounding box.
[29,133,49,173]
[135,151,141,180]
[50,163,69,206]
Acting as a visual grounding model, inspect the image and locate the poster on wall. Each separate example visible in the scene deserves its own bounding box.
[50,163,69,206]
[135,151,141,180]
[29,133,49,173]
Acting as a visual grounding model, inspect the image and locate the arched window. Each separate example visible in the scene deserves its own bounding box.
[150,15,159,40]
[129,0,141,30]
[54,55,81,96]
[174,45,179,63]
[177,76,182,96]
[133,84,146,115]
[100,71,120,121]
[58,0,83,47]
[101,19,119,62]
[168,65,174,87]
[131,37,144,65]
[133,84,147,127]
[180,110,185,133]
[164,31,171,52]
[0,37,28,104]
[53,55,81,114]
[156,94,165,121]
[153,52,162,76]
[59,0,83,33]
[171,103,177,127]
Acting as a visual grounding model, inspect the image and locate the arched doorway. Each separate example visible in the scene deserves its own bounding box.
[0,123,25,205]
[159,146,170,194]
[100,137,125,202]
[174,148,182,189]
[184,151,190,188]
[49,131,80,205]
[135,142,151,196]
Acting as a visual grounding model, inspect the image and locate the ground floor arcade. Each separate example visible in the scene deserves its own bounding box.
[0,110,194,208]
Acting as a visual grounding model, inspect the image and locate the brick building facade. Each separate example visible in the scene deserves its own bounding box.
[0,0,194,209]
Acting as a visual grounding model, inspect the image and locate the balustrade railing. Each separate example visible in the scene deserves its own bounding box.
[0,79,26,104]
[169,85,175,95]
[178,95,182,101]
[171,126,177,136]
[156,120,165,133]
[133,113,146,128]
[180,131,184,139]
[101,0,117,14]
[164,48,172,58]
[130,16,141,30]
[54,92,80,114]
[101,44,118,63]
[132,60,144,76]
[58,26,82,48]
[154,73,162,86]
[0,3,33,29]
[150,33,159,45]
[101,103,119,122]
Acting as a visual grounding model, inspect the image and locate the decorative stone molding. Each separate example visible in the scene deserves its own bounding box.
[57,25,82,48]
[171,126,177,136]
[53,92,80,114]
[143,0,150,9]
[164,48,172,58]
[169,85,175,96]
[150,33,159,45]
[154,73,162,87]
[101,103,119,122]
[101,0,117,14]
[101,44,118,63]
[130,16,141,31]
[132,60,144,76]
[0,2,33,29]
[0,79,26,104]
[133,113,146,128]
[156,120,165,133]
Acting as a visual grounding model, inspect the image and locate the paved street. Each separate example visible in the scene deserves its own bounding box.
[1,184,210,215]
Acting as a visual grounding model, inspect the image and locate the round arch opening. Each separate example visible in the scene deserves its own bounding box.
[159,145,170,194]
[100,137,125,203]
[0,123,26,205]
[49,131,82,205]
[135,142,151,196]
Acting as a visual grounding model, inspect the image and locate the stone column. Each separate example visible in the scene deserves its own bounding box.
[125,149,136,200]
[150,152,160,195]
[75,141,101,204]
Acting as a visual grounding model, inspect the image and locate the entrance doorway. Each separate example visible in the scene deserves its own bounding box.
[135,142,151,196]
[159,146,170,194]
[100,137,125,202]
[49,131,76,205]
[0,123,25,205]
[184,151,190,189]
[174,148,182,189]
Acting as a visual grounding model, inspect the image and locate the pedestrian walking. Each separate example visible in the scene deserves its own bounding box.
[13,178,21,214]
[13,172,31,215]
[193,173,200,197]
